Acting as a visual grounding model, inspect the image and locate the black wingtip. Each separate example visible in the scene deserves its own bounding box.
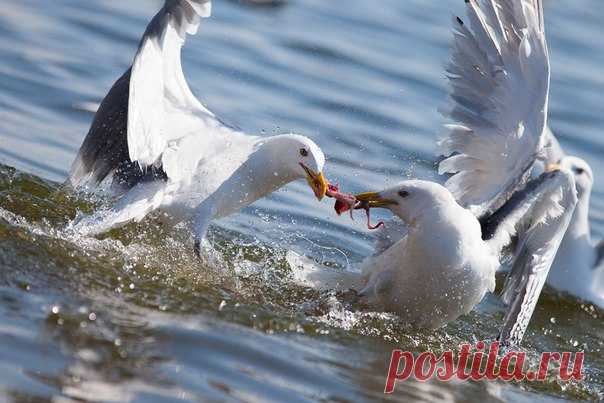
[456,16,464,26]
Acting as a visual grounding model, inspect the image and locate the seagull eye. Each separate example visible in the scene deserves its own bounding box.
[299,148,309,157]
[398,190,409,198]
[573,167,585,175]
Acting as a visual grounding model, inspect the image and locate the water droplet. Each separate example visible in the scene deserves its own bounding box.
[51,305,60,314]
[88,312,97,321]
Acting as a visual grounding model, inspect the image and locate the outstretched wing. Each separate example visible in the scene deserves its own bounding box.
[481,169,577,345]
[70,0,231,190]
[439,0,550,217]
[69,68,139,190]
[128,0,214,168]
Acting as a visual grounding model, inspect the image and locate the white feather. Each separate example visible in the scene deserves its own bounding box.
[497,169,577,344]
[439,0,550,217]
[127,0,217,171]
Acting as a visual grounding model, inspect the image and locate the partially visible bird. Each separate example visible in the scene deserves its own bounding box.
[524,45,603,309]
[435,0,583,343]
[545,156,604,308]
[68,0,328,253]
[440,0,604,308]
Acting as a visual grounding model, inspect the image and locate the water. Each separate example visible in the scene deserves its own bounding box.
[0,0,603,401]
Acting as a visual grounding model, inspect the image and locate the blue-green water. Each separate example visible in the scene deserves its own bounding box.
[0,0,603,401]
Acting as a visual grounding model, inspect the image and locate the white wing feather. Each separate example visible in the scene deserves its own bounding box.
[439,0,550,217]
[481,169,577,345]
[127,0,228,182]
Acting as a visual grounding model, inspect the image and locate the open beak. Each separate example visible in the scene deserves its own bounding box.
[545,163,562,173]
[300,163,328,201]
[354,191,398,208]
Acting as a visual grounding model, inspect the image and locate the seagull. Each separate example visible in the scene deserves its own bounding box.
[304,0,577,345]
[351,181,498,330]
[545,156,604,308]
[437,0,585,341]
[444,0,604,309]
[68,0,328,252]
[349,170,575,339]
[521,38,604,309]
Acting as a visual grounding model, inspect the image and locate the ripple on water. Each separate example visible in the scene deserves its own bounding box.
[0,0,603,400]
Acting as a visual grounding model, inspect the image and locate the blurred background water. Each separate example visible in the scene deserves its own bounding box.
[0,0,603,401]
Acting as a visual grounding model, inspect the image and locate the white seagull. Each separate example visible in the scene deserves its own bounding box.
[522,41,604,308]
[443,0,604,309]
[297,0,578,345]
[545,156,604,308]
[349,169,575,342]
[68,0,328,252]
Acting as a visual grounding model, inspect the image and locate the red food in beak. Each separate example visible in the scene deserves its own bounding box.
[334,199,351,215]
[326,184,357,216]
[324,183,384,229]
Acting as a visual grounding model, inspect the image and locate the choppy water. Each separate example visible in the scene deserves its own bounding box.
[0,0,603,401]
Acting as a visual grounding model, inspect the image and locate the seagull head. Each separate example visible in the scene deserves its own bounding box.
[354,180,457,223]
[549,156,593,199]
[274,134,328,201]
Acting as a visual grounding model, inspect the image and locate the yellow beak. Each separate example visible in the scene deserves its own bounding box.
[354,191,398,208]
[545,163,562,173]
[300,163,328,201]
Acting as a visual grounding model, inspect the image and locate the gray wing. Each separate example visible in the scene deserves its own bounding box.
[70,0,215,191]
[127,0,215,170]
[438,0,550,218]
[482,169,577,345]
[69,68,169,194]
[69,68,138,189]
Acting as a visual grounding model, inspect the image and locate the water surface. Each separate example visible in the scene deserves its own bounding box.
[0,0,603,401]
